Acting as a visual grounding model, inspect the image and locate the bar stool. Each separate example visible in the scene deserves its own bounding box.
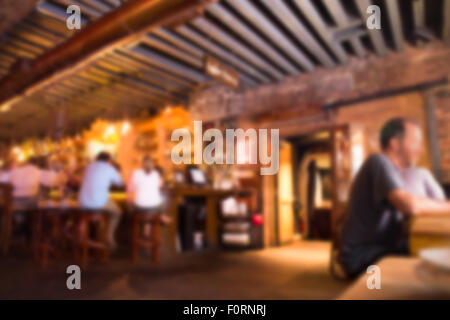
[1,189,37,255]
[130,209,161,264]
[33,207,66,268]
[75,209,110,268]
[0,184,13,255]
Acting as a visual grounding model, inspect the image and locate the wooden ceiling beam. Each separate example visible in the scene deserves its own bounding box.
[444,0,450,41]
[0,0,215,110]
[259,0,334,68]
[191,17,284,80]
[355,0,387,56]
[176,24,269,83]
[227,0,315,72]
[293,0,348,64]
[0,0,39,36]
[384,0,405,51]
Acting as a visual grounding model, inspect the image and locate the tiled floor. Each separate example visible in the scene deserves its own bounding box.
[0,241,350,299]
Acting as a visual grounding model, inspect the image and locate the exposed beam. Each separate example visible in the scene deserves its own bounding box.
[322,0,365,58]
[3,35,46,55]
[56,0,103,19]
[106,50,196,87]
[444,0,450,40]
[206,3,300,75]
[0,0,39,36]
[354,0,387,56]
[1,43,37,59]
[227,0,315,72]
[260,0,334,68]
[293,0,347,64]
[128,45,208,83]
[412,0,425,29]
[191,17,284,81]
[106,52,195,88]
[82,0,113,13]
[36,1,89,25]
[103,0,122,8]
[384,0,404,51]
[97,55,192,93]
[0,0,214,110]
[152,27,204,59]
[176,24,271,83]
[141,34,203,68]
[19,21,66,44]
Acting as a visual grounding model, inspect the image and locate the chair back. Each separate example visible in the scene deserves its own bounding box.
[0,183,13,254]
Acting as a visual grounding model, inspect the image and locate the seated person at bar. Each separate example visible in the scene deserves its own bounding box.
[10,158,41,210]
[128,156,170,222]
[339,118,450,278]
[78,152,123,249]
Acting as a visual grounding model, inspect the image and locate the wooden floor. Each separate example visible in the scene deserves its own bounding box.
[0,240,350,300]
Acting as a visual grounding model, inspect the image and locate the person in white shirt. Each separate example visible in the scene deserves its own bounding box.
[79,152,123,249]
[128,156,164,213]
[401,167,446,200]
[10,158,41,208]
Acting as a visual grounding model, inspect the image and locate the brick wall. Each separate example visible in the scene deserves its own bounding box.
[435,87,450,183]
[336,92,432,169]
[188,42,450,183]
[189,43,450,121]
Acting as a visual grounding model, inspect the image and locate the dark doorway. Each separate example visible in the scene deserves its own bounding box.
[289,131,333,240]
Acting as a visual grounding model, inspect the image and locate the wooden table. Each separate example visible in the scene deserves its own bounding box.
[337,257,450,300]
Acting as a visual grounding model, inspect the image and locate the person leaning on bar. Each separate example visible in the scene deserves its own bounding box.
[127,155,170,223]
[337,117,450,279]
[78,152,123,250]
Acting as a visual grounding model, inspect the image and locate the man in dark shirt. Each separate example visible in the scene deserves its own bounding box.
[339,118,450,278]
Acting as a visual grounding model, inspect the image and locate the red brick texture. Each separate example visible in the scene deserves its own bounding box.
[188,42,450,183]
[435,88,450,183]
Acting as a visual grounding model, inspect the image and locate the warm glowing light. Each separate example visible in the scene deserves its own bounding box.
[12,146,21,154]
[121,121,131,135]
[104,125,116,138]
[0,104,11,113]
[17,152,25,163]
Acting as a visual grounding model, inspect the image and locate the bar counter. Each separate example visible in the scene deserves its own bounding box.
[337,257,450,300]
[167,186,233,254]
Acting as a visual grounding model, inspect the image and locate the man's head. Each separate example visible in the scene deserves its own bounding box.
[142,155,154,172]
[96,152,111,163]
[380,117,423,167]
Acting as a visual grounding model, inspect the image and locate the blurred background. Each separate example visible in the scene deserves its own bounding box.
[0,0,449,299]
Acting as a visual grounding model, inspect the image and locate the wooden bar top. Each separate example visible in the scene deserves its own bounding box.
[411,215,450,236]
[337,257,450,300]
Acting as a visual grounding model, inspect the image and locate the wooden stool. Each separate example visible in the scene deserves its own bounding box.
[130,212,161,264]
[32,208,65,268]
[0,184,13,255]
[75,209,110,268]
